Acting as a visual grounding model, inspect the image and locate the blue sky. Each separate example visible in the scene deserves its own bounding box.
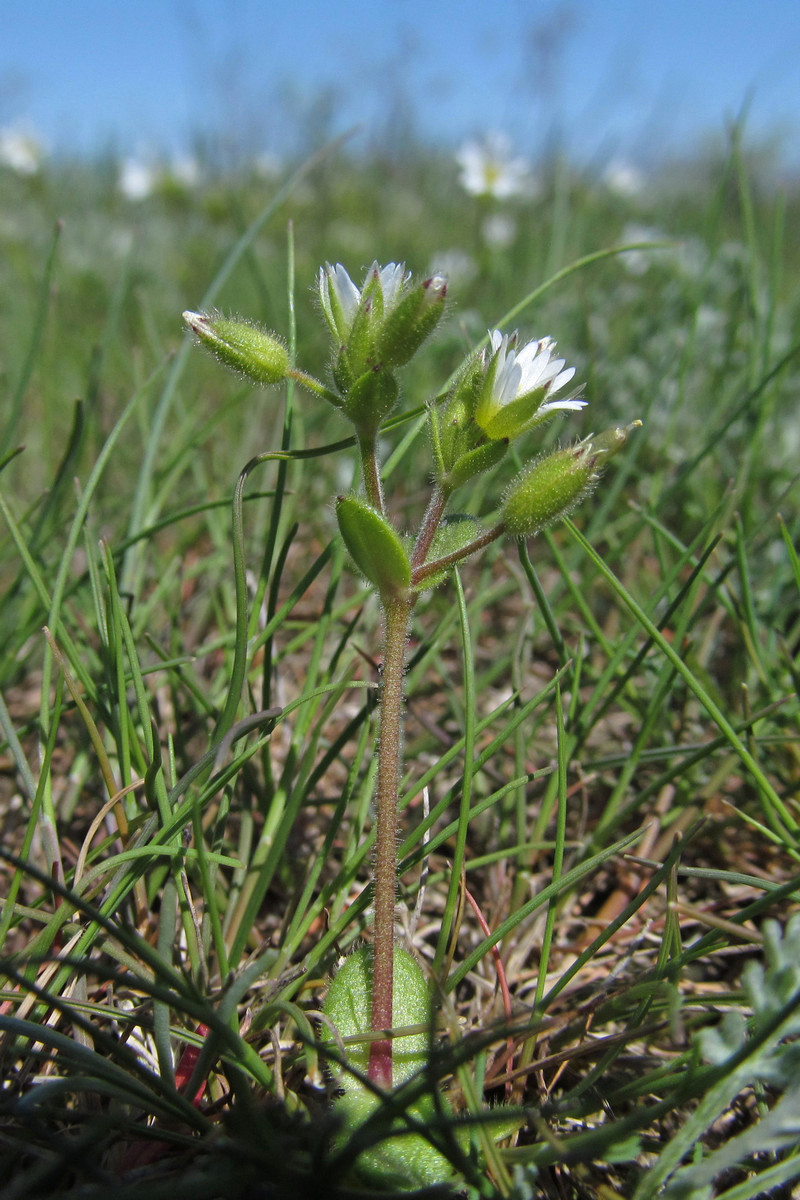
[3,0,800,168]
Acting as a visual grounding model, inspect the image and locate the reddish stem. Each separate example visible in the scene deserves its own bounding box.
[368,593,412,1087]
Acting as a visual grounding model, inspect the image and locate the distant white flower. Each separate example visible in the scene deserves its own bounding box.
[481,213,517,249]
[118,157,159,200]
[456,133,532,200]
[0,125,44,175]
[317,261,411,341]
[476,330,585,439]
[603,160,645,197]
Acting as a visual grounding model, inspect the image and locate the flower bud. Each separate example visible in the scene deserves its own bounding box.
[183,311,289,386]
[502,442,598,537]
[376,274,447,367]
[502,422,640,537]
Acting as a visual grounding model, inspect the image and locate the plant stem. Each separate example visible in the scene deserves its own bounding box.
[369,590,412,1087]
[286,367,340,408]
[411,483,449,570]
[358,431,386,514]
[411,521,505,588]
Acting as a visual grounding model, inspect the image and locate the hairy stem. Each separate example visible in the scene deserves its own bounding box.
[369,591,412,1087]
[411,522,505,588]
[411,483,449,571]
[358,431,386,515]
[286,367,341,407]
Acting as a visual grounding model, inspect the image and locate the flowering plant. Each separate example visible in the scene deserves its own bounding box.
[184,260,638,1188]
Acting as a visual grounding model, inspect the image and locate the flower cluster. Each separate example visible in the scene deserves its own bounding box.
[316,261,447,436]
[184,259,637,561]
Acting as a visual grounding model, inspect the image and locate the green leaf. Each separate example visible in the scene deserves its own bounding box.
[336,496,410,598]
[322,946,457,1190]
[322,945,429,1088]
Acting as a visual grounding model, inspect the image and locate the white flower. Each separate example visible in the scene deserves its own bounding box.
[0,125,44,175]
[118,157,159,200]
[317,261,410,341]
[476,330,585,439]
[455,133,532,200]
[603,160,645,198]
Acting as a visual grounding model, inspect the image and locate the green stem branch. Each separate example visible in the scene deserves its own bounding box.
[286,367,341,408]
[411,483,449,571]
[411,522,506,588]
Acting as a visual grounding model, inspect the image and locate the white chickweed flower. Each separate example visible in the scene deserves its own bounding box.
[317,261,411,342]
[118,157,159,201]
[476,330,585,440]
[455,133,532,200]
[603,160,645,198]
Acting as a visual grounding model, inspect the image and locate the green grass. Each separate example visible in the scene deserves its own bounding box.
[1,128,799,1198]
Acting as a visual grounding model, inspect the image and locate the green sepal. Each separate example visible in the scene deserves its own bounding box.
[442,437,508,490]
[345,267,385,375]
[434,397,468,473]
[413,515,486,591]
[377,276,446,368]
[427,402,447,479]
[479,386,550,440]
[332,345,355,395]
[342,368,399,433]
[449,352,485,422]
[336,496,410,598]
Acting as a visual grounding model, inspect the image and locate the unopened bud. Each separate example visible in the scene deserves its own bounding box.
[502,421,640,537]
[377,275,447,367]
[502,442,598,537]
[183,311,289,386]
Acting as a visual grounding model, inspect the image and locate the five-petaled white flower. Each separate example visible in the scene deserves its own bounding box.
[475,330,586,440]
[318,261,411,342]
[455,133,532,200]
